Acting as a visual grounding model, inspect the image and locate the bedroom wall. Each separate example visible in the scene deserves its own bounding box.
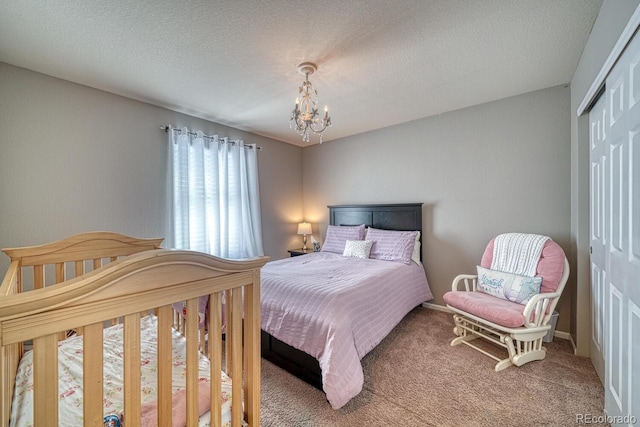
[569,0,640,357]
[0,63,303,275]
[302,85,572,333]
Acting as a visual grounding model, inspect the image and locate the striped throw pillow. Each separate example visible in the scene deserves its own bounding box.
[366,228,418,264]
[321,224,366,254]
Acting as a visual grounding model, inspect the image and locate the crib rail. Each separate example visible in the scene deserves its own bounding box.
[1,233,164,345]
[0,233,267,427]
[1,232,163,292]
[2,232,164,268]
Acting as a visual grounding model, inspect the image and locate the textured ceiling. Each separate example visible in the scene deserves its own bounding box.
[0,0,602,146]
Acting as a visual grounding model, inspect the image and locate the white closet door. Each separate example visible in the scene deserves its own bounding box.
[589,93,606,384]
[601,30,640,425]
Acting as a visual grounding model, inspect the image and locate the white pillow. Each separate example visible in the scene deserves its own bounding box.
[476,266,542,305]
[412,231,421,265]
[343,239,373,259]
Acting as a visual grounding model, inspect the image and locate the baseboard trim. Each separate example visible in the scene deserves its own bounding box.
[421,302,451,313]
[422,302,572,343]
[567,332,578,355]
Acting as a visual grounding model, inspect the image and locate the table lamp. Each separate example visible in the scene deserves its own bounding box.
[297,222,312,251]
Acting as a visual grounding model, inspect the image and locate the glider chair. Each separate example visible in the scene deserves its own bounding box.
[443,233,569,371]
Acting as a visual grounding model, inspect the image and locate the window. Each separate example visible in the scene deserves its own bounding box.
[166,127,263,259]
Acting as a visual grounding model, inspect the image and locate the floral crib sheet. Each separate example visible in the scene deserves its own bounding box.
[10,314,233,427]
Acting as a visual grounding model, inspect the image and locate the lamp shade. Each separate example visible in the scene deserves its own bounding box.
[297,222,312,235]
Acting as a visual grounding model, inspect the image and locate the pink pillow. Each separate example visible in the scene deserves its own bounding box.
[138,381,211,427]
[365,228,418,264]
[321,224,366,254]
[480,238,565,293]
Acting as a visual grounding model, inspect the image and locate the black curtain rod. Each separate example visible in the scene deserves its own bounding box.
[161,126,262,150]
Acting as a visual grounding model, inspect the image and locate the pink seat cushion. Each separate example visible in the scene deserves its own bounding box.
[444,237,567,328]
[480,238,565,293]
[443,291,527,328]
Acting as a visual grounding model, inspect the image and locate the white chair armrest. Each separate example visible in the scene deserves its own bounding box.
[522,292,561,328]
[451,274,478,292]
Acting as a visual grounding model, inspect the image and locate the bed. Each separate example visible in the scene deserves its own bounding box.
[260,203,433,409]
[0,232,268,427]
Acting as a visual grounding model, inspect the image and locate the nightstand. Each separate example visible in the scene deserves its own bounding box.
[288,248,313,257]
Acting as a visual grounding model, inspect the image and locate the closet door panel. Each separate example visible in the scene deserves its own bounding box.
[602,29,640,425]
[590,93,607,382]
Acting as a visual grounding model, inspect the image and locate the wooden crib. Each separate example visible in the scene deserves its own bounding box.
[0,232,268,427]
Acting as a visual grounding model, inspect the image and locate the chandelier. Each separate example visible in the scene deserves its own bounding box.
[290,62,332,143]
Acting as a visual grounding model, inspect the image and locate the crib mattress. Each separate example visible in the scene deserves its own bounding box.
[10,315,233,426]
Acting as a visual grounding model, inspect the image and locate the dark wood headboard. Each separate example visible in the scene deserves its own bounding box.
[328,203,423,232]
[328,203,423,260]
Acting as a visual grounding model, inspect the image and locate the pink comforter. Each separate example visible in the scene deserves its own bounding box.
[261,252,433,409]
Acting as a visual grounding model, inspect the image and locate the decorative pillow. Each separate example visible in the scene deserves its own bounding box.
[343,239,373,259]
[321,224,366,254]
[366,228,418,264]
[412,231,422,265]
[476,265,542,305]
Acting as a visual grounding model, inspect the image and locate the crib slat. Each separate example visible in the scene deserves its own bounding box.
[157,305,172,427]
[55,265,66,339]
[55,262,65,284]
[33,264,44,289]
[93,258,101,270]
[33,334,57,427]
[72,262,87,335]
[230,288,243,427]
[75,260,84,278]
[1,343,20,427]
[244,280,261,427]
[224,289,232,376]
[73,262,85,332]
[83,323,104,426]
[123,313,141,427]
[209,293,222,427]
[186,298,199,426]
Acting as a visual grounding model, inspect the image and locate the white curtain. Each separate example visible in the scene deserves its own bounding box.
[166,126,264,259]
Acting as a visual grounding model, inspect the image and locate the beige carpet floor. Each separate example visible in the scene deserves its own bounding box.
[260,307,605,427]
